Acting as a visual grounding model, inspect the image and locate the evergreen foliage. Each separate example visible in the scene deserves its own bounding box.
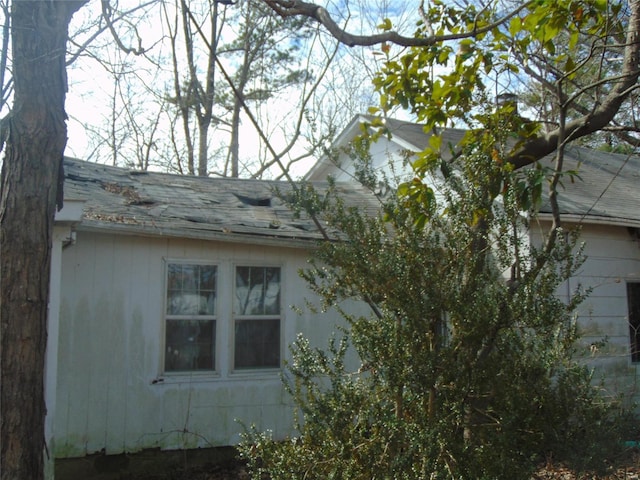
[241,121,634,480]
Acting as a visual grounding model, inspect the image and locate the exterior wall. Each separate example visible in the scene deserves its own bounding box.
[45,225,73,479]
[532,222,640,403]
[315,142,640,404]
[310,136,414,184]
[54,230,353,459]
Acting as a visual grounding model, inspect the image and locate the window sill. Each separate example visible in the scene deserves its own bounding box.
[151,368,281,385]
[228,368,281,379]
[151,372,220,384]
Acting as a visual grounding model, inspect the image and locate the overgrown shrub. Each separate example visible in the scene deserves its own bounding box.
[240,124,635,480]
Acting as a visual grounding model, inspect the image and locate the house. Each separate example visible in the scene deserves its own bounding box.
[47,158,377,476]
[306,114,640,405]
[48,114,640,476]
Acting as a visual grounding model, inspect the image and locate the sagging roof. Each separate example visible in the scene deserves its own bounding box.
[62,157,380,247]
[308,114,640,228]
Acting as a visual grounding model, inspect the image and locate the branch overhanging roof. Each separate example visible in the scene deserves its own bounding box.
[62,157,380,247]
[308,114,640,228]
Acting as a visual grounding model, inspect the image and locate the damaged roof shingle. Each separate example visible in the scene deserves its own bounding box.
[63,157,380,246]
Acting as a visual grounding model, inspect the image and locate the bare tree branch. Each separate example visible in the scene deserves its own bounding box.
[162,1,196,174]
[262,0,530,48]
[67,1,156,66]
[101,0,146,56]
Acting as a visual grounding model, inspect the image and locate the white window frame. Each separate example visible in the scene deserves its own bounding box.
[232,264,283,372]
[628,281,640,363]
[162,260,218,375]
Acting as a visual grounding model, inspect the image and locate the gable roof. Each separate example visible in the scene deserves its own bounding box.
[307,114,640,228]
[62,157,379,247]
[304,114,467,181]
[544,145,640,228]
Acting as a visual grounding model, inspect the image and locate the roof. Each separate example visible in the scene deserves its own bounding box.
[540,146,640,228]
[62,157,380,247]
[304,114,466,180]
[307,114,640,228]
[365,116,467,152]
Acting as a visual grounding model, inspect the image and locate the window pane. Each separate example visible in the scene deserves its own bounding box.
[200,265,216,291]
[167,264,216,315]
[165,319,215,371]
[234,319,280,369]
[628,283,640,362]
[235,266,280,316]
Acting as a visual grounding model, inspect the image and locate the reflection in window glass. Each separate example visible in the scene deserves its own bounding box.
[165,264,216,372]
[167,264,216,315]
[234,266,281,369]
[235,266,280,316]
[165,319,215,371]
[628,283,640,363]
[235,319,280,368]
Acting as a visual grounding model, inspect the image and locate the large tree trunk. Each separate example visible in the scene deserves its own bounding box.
[0,2,86,479]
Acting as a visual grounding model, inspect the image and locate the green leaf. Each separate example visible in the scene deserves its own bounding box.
[568,30,579,50]
[429,134,442,151]
[378,18,392,31]
[509,16,522,36]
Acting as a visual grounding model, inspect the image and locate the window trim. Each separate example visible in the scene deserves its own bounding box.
[628,281,640,364]
[162,259,218,375]
[231,263,283,372]
[159,259,285,378]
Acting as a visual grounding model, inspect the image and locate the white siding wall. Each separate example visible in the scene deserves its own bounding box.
[319,137,413,184]
[56,222,640,458]
[314,136,640,404]
[532,222,640,403]
[54,231,354,458]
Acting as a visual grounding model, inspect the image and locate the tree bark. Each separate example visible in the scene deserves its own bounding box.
[0,2,86,479]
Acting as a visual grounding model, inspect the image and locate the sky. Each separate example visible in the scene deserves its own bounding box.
[61,0,424,178]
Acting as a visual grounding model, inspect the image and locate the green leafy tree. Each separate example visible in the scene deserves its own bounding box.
[262,0,640,169]
[242,1,640,477]
[241,110,632,480]
[500,2,639,152]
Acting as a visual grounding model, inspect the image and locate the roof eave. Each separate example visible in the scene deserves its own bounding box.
[535,212,640,229]
[76,221,322,249]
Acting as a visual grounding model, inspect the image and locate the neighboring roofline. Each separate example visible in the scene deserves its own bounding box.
[536,212,640,229]
[304,114,369,180]
[305,114,464,180]
[308,114,640,227]
[76,221,322,249]
[305,114,429,180]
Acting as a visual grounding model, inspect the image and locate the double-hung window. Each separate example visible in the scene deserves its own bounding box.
[165,263,217,372]
[628,282,640,363]
[234,266,281,369]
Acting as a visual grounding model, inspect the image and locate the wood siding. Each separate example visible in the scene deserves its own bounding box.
[54,231,353,458]
[532,222,640,402]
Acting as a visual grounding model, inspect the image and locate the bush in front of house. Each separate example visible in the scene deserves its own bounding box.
[241,124,635,480]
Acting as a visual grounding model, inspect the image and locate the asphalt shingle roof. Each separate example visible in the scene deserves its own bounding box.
[332,115,640,227]
[541,146,640,227]
[63,157,380,246]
